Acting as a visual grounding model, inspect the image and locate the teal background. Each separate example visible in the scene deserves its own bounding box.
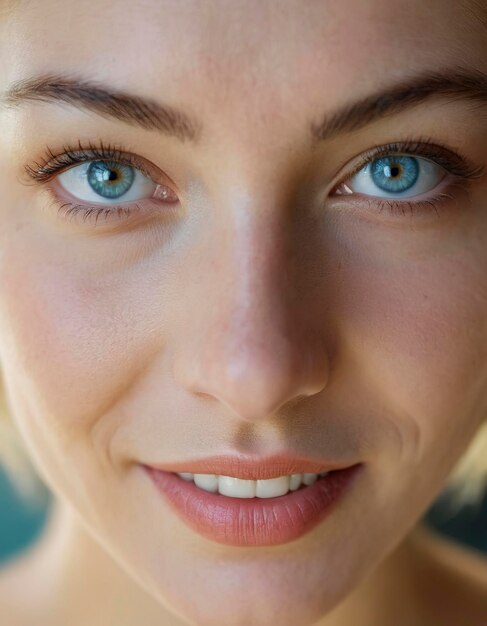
[0,468,51,566]
[0,465,486,567]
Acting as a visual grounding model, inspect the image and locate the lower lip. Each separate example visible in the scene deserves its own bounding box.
[142,463,363,547]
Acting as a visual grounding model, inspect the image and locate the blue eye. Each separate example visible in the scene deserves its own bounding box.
[344,155,446,199]
[57,159,158,204]
[370,156,419,193]
[86,161,135,199]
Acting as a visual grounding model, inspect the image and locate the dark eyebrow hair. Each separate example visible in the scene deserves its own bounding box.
[310,66,487,143]
[2,74,202,143]
[2,67,487,145]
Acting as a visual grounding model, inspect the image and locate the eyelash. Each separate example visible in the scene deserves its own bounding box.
[25,140,166,225]
[25,139,153,182]
[330,136,485,218]
[25,136,485,225]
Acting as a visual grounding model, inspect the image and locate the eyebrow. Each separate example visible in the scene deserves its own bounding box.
[2,67,487,145]
[2,74,201,143]
[311,66,487,142]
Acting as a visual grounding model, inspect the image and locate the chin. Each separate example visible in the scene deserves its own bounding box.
[139,543,367,626]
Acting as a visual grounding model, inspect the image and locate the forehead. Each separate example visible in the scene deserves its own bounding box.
[0,0,485,131]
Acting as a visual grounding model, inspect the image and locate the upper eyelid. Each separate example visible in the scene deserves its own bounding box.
[345,151,442,182]
[331,141,485,193]
[24,142,163,185]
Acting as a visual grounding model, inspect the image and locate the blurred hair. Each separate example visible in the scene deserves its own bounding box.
[0,382,486,513]
[439,419,487,513]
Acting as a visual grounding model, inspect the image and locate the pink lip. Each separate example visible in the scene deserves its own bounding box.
[142,460,364,547]
[143,452,356,480]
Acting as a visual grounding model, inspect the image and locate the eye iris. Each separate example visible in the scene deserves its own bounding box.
[370,156,419,193]
[87,160,135,199]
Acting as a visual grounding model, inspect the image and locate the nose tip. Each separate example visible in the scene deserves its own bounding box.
[175,318,329,423]
[172,201,330,424]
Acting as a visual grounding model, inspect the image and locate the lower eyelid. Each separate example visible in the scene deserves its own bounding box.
[51,197,165,229]
[327,175,473,222]
[44,184,181,230]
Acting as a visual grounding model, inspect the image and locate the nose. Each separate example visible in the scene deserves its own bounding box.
[173,206,330,424]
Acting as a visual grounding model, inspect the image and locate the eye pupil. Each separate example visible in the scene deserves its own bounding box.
[387,164,402,178]
[371,156,419,193]
[106,170,118,182]
[87,160,135,199]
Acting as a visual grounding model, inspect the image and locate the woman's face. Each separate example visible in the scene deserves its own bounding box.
[0,1,486,624]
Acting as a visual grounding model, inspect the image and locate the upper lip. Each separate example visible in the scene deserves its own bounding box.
[143,452,359,480]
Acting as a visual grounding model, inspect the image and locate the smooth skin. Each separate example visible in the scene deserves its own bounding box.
[0,1,486,625]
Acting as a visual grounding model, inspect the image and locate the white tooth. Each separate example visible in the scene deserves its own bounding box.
[182,471,323,498]
[177,472,194,482]
[256,476,290,498]
[218,476,256,498]
[302,473,318,486]
[289,474,302,491]
[193,473,219,493]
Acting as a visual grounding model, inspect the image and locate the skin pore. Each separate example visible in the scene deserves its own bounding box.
[0,1,486,625]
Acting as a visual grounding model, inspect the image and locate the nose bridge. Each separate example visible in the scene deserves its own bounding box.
[175,184,329,423]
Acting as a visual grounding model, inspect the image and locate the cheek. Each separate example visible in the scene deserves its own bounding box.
[339,233,487,450]
[0,241,158,436]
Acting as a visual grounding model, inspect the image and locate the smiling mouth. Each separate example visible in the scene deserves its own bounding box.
[143,461,364,547]
[173,470,332,498]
